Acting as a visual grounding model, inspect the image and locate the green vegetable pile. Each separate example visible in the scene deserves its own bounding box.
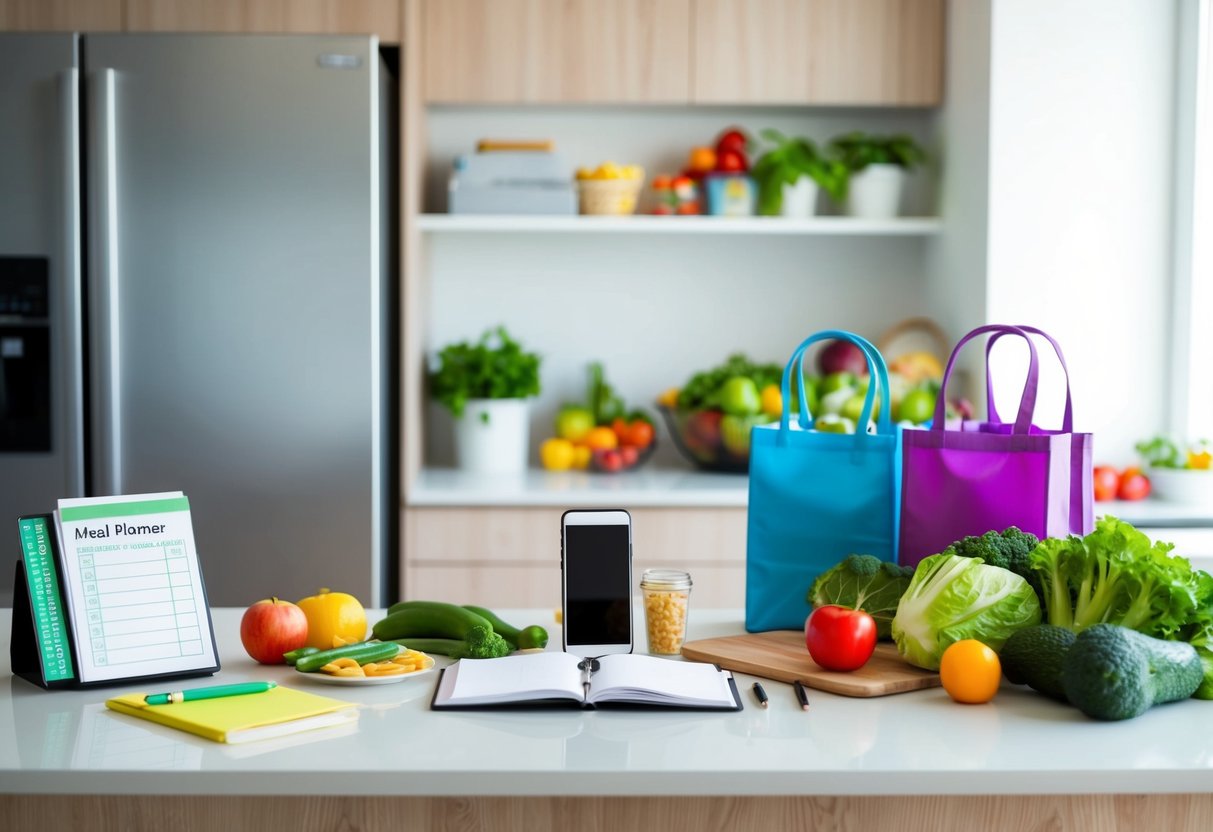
[676,353,782,411]
[947,527,1040,597]
[807,554,913,640]
[429,326,541,418]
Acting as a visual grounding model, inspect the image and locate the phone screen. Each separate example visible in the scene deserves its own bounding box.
[564,523,631,646]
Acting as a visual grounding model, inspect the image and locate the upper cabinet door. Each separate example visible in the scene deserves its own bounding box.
[0,0,122,30]
[692,0,944,106]
[423,0,692,104]
[124,1,401,44]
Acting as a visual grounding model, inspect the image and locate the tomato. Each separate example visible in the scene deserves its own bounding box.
[804,605,876,672]
[939,639,1001,704]
[715,148,747,173]
[715,128,748,156]
[624,420,654,449]
[1118,468,1151,501]
[1093,465,1120,502]
[611,417,629,443]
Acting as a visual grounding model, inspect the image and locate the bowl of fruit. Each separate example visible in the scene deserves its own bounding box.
[659,354,785,473]
[539,363,656,474]
[1134,437,1213,504]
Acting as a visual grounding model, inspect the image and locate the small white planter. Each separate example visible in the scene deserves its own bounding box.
[847,163,905,219]
[452,398,530,475]
[780,177,820,217]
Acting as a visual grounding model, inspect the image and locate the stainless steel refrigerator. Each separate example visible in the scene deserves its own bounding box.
[0,33,397,607]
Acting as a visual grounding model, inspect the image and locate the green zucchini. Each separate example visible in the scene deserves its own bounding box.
[373,602,492,641]
[388,638,468,657]
[295,640,401,673]
[282,646,320,666]
[462,605,549,650]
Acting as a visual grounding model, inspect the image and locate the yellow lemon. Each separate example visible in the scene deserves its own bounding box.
[540,437,576,471]
[296,588,366,649]
[571,445,592,470]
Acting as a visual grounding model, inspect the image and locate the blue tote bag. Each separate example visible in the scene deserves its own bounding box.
[745,331,902,632]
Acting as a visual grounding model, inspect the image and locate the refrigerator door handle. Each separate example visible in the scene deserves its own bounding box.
[60,67,85,497]
[89,67,122,496]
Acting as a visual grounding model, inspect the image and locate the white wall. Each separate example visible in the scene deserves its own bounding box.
[983,0,1178,463]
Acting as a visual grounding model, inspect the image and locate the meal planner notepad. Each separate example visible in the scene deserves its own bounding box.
[11,492,220,688]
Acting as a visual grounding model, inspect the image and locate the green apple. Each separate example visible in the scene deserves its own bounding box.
[554,406,595,442]
[898,389,937,425]
[814,414,855,434]
[718,376,761,416]
[819,372,856,395]
[841,393,881,425]
[721,414,760,456]
[819,387,854,416]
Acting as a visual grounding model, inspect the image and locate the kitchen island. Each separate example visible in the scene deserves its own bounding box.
[2,608,1211,831]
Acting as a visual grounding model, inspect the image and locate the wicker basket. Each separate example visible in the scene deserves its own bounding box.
[577,179,643,215]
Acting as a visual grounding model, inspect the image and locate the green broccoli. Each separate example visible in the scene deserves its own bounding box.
[395,625,512,660]
[808,554,914,640]
[948,527,1041,600]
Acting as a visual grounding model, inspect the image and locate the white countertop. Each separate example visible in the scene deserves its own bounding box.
[2,608,1212,797]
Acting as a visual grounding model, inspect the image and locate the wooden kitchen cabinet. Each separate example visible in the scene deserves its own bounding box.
[123,0,400,43]
[692,0,944,105]
[421,0,692,103]
[0,0,122,30]
[403,506,747,607]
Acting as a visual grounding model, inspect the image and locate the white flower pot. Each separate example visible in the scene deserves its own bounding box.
[452,398,530,474]
[780,177,820,217]
[847,163,905,219]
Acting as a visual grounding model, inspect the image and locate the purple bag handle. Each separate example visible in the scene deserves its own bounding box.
[933,324,1039,434]
[984,326,1073,432]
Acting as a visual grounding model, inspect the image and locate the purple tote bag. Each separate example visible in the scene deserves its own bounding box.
[899,325,1076,568]
[964,326,1094,536]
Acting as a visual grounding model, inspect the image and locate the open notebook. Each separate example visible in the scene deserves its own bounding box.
[106,685,359,744]
[432,652,742,711]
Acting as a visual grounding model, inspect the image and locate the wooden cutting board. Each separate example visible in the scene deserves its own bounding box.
[681,631,940,697]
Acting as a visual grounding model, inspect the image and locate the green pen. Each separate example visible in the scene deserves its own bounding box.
[144,681,276,705]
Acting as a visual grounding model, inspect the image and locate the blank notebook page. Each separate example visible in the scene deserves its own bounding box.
[592,655,734,704]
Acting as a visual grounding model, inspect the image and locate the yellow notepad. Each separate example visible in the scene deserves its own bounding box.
[106,685,359,744]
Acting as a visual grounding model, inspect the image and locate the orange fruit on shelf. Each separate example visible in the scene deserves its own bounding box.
[688,146,716,172]
[296,588,367,650]
[583,426,619,451]
[939,639,1001,704]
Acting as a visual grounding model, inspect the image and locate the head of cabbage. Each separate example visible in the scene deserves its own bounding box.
[892,552,1042,670]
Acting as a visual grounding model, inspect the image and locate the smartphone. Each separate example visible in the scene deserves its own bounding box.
[561,509,633,657]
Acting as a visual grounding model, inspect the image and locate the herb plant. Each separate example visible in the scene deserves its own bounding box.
[429,326,541,419]
[828,132,926,173]
[750,129,848,215]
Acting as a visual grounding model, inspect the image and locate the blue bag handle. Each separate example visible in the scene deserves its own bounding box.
[933,324,1039,434]
[779,330,893,442]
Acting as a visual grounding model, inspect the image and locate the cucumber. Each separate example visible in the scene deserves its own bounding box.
[295,640,401,673]
[283,646,320,666]
[462,605,549,650]
[373,601,492,641]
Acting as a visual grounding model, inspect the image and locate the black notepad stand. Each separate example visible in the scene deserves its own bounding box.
[11,510,220,690]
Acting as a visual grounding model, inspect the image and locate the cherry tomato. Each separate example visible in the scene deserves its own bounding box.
[1118,468,1151,501]
[1093,465,1120,502]
[939,639,1001,704]
[804,605,876,672]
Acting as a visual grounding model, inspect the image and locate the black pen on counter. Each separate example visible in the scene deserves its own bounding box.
[793,680,810,711]
[752,681,768,708]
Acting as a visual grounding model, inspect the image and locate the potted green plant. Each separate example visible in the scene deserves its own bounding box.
[750,129,847,217]
[429,326,541,474]
[828,132,926,219]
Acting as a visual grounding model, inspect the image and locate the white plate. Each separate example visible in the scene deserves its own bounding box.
[295,665,437,686]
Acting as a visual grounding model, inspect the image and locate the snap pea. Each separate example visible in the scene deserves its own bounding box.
[294,641,401,673]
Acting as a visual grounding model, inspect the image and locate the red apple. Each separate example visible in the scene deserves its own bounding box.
[818,340,870,377]
[1117,468,1151,502]
[1093,465,1120,502]
[240,597,309,664]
